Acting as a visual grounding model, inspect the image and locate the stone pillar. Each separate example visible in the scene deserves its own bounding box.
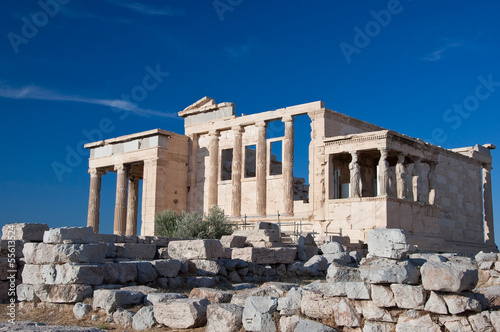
[483,165,495,245]
[207,130,220,208]
[412,157,423,202]
[283,115,294,216]
[396,153,407,199]
[256,121,267,215]
[231,126,243,217]
[428,161,437,205]
[378,148,389,196]
[114,164,129,235]
[349,151,361,198]
[87,168,105,234]
[126,176,140,236]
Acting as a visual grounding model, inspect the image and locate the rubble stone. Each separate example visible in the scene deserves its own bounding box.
[366,228,412,259]
[1,223,49,242]
[43,227,94,244]
[360,258,420,284]
[232,247,296,264]
[189,287,232,303]
[242,296,278,332]
[421,260,478,292]
[73,302,91,319]
[390,284,427,310]
[132,306,156,330]
[23,243,107,264]
[168,239,222,260]
[112,308,134,328]
[154,298,210,329]
[206,303,243,332]
[92,289,144,313]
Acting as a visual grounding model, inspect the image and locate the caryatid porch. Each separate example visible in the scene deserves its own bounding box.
[84,129,189,236]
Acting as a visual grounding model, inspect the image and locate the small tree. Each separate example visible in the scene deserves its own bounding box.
[203,206,233,239]
[174,210,205,239]
[155,208,181,237]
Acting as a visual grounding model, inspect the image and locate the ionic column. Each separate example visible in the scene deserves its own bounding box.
[283,115,294,215]
[349,151,361,198]
[207,130,220,208]
[114,164,129,235]
[396,153,407,199]
[126,175,140,235]
[87,168,105,233]
[483,165,495,245]
[231,126,243,217]
[256,121,267,215]
[378,148,389,196]
[428,161,437,205]
[412,157,423,202]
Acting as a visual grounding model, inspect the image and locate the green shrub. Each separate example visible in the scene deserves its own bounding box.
[154,206,233,239]
[155,208,181,237]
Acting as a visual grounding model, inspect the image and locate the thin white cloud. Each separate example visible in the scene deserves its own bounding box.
[421,42,463,62]
[0,85,177,118]
[225,39,256,59]
[108,1,184,16]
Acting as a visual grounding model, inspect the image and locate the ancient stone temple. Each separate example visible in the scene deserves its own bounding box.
[84,97,497,253]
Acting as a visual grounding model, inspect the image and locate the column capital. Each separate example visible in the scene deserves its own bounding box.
[378,147,388,158]
[255,121,267,128]
[232,125,244,134]
[397,152,406,163]
[89,168,106,176]
[282,115,294,123]
[350,150,359,160]
[114,164,129,172]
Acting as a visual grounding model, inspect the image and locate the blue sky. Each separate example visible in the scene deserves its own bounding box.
[0,0,499,247]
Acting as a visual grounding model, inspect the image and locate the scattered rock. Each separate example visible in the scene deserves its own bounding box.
[132,306,156,330]
[73,302,91,319]
[112,308,134,328]
[366,228,412,259]
[421,260,478,292]
[242,296,278,332]
[206,303,243,332]
[154,298,210,329]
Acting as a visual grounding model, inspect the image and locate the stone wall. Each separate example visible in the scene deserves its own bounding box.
[7,224,500,331]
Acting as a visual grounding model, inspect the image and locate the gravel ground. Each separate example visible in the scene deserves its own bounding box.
[0,321,104,331]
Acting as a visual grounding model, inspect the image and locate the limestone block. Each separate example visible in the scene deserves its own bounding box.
[220,235,246,248]
[22,264,104,285]
[363,322,395,332]
[357,300,393,323]
[233,229,281,243]
[366,228,411,259]
[153,298,210,329]
[138,235,170,247]
[95,233,118,243]
[242,296,278,332]
[114,243,156,260]
[120,285,158,295]
[345,282,371,300]
[294,318,336,331]
[327,264,361,282]
[323,252,351,265]
[298,234,318,261]
[371,285,395,308]
[231,247,296,264]
[306,281,346,297]
[277,287,302,313]
[475,285,500,309]
[17,284,40,302]
[438,316,474,332]
[103,262,137,284]
[287,261,310,276]
[467,311,495,332]
[189,287,232,303]
[1,223,49,242]
[186,276,217,288]
[360,258,420,284]
[489,311,500,332]
[188,259,220,276]
[152,259,180,277]
[145,293,187,305]
[304,255,328,272]
[280,315,301,332]
[443,293,481,314]
[421,261,478,292]
[424,291,448,314]
[168,239,222,260]
[132,306,156,330]
[206,303,243,332]
[320,241,344,254]
[300,290,339,319]
[390,284,427,310]
[35,284,93,303]
[135,262,158,284]
[395,314,440,332]
[73,302,92,319]
[231,285,283,307]
[334,298,361,327]
[254,222,280,231]
[261,281,299,292]
[93,289,145,314]
[23,243,107,264]
[112,308,134,328]
[476,251,498,263]
[43,227,94,244]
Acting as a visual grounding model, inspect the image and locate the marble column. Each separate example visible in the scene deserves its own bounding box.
[378,148,389,196]
[256,121,267,215]
[283,115,294,216]
[483,165,495,245]
[114,164,129,235]
[428,162,437,205]
[396,153,407,199]
[412,157,423,202]
[126,175,140,236]
[349,151,361,198]
[87,168,105,233]
[207,130,220,208]
[231,126,243,217]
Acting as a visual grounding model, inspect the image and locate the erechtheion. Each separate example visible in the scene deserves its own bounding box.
[84,97,497,253]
